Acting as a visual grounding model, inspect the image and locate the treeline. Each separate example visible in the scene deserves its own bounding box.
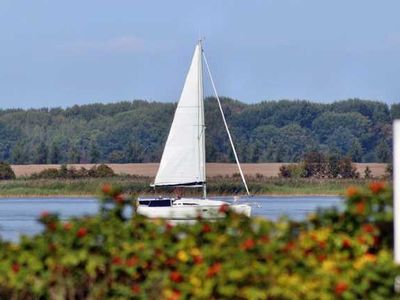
[0,98,398,164]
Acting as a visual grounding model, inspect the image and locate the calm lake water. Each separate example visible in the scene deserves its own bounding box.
[0,196,342,242]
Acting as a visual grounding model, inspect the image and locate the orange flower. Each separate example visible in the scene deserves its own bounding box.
[318,241,327,249]
[335,282,348,296]
[346,186,358,197]
[369,181,385,194]
[207,262,222,277]
[63,222,72,231]
[362,224,375,234]
[167,290,181,300]
[101,183,112,194]
[112,256,122,265]
[364,253,377,263]
[240,238,255,250]
[126,256,138,267]
[355,201,366,215]
[76,227,88,238]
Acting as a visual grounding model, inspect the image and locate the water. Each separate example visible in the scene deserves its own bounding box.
[0,196,342,242]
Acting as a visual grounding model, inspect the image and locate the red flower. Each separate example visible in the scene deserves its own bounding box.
[318,255,326,262]
[165,222,174,231]
[11,263,20,273]
[76,227,88,238]
[131,284,140,294]
[169,271,183,283]
[218,204,229,213]
[362,224,375,234]
[355,201,366,215]
[260,235,270,244]
[240,238,255,250]
[101,183,112,194]
[202,223,212,233]
[47,222,57,232]
[335,282,348,296]
[207,262,222,277]
[369,181,385,194]
[283,241,295,252]
[193,255,203,265]
[126,256,138,267]
[342,238,351,249]
[112,256,122,265]
[40,211,50,218]
[166,258,177,266]
[346,186,358,197]
[113,194,124,204]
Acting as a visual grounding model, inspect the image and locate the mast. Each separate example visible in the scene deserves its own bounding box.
[202,51,250,196]
[198,40,207,199]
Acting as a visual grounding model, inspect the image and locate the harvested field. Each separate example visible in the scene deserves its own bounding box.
[11,163,388,178]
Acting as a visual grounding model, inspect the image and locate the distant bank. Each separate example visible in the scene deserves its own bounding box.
[11,163,387,179]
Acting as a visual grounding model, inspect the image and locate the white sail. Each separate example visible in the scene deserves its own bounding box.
[153,43,205,186]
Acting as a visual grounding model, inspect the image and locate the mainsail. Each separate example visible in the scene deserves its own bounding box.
[153,43,205,186]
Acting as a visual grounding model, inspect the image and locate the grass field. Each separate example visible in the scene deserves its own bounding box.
[0,176,385,197]
[11,162,387,178]
[0,163,388,197]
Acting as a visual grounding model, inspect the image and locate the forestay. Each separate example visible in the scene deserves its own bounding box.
[153,43,205,187]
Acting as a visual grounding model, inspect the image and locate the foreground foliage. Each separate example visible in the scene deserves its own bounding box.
[0,182,398,299]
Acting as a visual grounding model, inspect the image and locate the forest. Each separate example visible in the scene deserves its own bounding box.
[0,98,398,164]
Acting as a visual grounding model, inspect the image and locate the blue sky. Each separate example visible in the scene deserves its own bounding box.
[0,0,399,108]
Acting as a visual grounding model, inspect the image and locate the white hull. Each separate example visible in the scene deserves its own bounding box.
[137,198,251,220]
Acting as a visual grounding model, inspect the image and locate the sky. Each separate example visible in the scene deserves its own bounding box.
[0,0,399,109]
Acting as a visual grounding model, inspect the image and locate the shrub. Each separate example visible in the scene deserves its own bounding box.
[30,164,116,179]
[364,166,372,179]
[0,162,16,180]
[0,182,398,299]
[90,164,115,177]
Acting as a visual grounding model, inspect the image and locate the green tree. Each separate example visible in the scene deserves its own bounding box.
[90,143,100,163]
[375,140,390,163]
[69,146,81,163]
[348,139,363,162]
[35,141,48,164]
[49,143,61,164]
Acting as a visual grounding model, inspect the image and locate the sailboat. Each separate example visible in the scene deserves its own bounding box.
[137,41,251,219]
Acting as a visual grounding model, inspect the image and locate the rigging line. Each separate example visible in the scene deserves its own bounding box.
[202,51,250,196]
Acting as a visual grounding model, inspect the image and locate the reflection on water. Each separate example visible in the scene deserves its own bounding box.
[0,196,342,242]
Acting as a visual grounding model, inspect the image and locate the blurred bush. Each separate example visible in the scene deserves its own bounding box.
[0,181,398,299]
[0,162,16,180]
